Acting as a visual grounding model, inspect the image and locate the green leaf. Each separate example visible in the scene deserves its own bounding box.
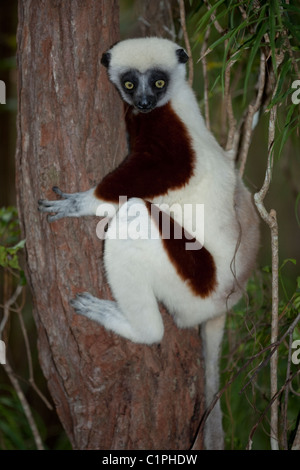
[280,258,297,271]
[282,16,300,43]
[0,245,8,267]
[8,253,21,270]
[293,295,300,310]
[11,239,26,251]
[268,59,292,108]
[196,0,226,33]
[19,270,27,286]
[0,239,25,270]
[263,265,271,273]
[277,104,298,160]
[284,4,300,14]
[292,325,300,342]
[269,2,277,77]
[274,0,283,31]
[243,20,268,103]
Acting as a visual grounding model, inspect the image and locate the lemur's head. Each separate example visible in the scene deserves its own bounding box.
[101,37,188,113]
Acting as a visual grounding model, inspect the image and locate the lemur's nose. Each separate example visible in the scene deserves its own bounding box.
[136,97,154,111]
[137,101,151,110]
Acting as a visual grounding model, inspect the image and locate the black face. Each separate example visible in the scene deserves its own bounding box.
[119,69,170,113]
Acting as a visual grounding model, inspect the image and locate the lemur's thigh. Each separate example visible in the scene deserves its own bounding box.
[103,198,165,343]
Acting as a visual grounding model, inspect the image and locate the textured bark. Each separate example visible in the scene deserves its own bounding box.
[15,0,204,449]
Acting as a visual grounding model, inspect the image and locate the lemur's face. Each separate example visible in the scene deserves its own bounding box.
[101,38,188,113]
[118,68,170,113]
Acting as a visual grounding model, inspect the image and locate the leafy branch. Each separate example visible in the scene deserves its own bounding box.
[192,0,300,449]
[0,207,52,449]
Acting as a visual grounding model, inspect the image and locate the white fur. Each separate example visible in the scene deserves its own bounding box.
[39,38,260,450]
[102,39,259,449]
[107,38,187,109]
[108,37,182,74]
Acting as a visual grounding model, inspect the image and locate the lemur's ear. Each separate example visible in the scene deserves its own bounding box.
[101,52,111,68]
[176,48,189,64]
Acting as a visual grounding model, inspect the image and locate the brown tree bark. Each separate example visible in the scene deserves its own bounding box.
[15,0,204,449]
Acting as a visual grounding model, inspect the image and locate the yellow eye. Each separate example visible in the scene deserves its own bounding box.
[155,80,165,88]
[124,81,134,90]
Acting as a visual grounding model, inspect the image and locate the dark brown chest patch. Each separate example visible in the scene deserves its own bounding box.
[145,202,217,298]
[95,103,196,202]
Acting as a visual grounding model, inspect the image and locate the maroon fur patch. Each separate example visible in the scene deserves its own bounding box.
[145,202,217,298]
[95,103,195,201]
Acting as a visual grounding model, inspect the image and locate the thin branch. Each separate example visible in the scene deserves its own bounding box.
[179,0,193,86]
[254,77,279,448]
[240,312,300,393]
[280,0,300,80]
[203,0,225,34]
[0,284,23,336]
[239,52,266,176]
[191,337,275,449]
[284,35,300,79]
[224,47,238,151]
[191,311,300,449]
[1,280,53,410]
[201,27,211,130]
[291,421,300,450]
[246,369,300,450]
[3,360,44,450]
[16,307,53,411]
[282,331,293,449]
[238,4,248,21]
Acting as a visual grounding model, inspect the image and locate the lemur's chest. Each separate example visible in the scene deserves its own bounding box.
[125,103,196,186]
[95,104,197,202]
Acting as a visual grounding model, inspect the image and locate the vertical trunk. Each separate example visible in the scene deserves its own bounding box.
[15,0,204,449]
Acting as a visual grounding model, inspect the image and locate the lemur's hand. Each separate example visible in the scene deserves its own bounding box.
[38,186,81,222]
[38,186,109,222]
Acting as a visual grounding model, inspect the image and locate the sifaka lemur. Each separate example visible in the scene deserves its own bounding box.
[38,37,260,449]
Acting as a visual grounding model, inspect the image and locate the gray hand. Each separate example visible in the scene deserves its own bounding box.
[38,186,85,222]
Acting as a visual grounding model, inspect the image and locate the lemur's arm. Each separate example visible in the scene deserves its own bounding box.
[38,158,162,223]
[39,150,192,223]
[37,152,162,222]
[38,186,116,222]
[38,104,195,223]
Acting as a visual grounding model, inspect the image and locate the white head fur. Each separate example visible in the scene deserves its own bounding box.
[101,37,188,111]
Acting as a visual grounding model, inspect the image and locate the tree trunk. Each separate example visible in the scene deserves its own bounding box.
[15,0,204,449]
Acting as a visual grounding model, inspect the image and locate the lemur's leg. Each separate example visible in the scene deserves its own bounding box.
[202,313,226,450]
[38,186,117,221]
[72,198,164,344]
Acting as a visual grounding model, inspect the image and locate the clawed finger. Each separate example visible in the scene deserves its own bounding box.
[52,186,70,198]
[47,213,64,223]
